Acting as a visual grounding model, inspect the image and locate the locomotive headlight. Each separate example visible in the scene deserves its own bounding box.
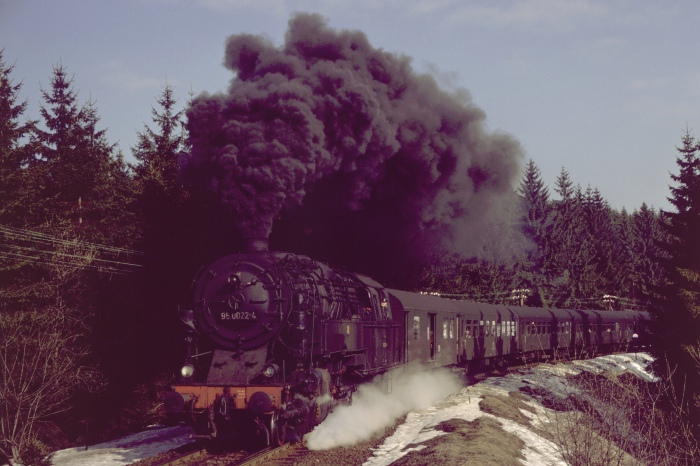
[180,364,195,378]
[262,363,279,378]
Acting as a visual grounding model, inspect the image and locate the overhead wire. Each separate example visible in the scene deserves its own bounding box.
[0,250,131,275]
[0,223,144,275]
[0,242,142,269]
[0,224,144,257]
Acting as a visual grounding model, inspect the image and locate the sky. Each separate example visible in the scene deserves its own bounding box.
[2,0,700,213]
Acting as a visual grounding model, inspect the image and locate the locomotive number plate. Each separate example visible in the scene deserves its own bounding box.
[218,311,257,321]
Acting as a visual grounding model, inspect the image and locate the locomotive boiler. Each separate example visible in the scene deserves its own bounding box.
[164,244,649,447]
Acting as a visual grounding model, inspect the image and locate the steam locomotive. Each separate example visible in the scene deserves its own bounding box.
[164,243,649,447]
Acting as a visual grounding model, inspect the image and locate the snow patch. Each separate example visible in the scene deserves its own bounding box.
[50,426,193,466]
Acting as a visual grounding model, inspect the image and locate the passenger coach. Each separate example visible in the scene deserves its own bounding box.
[387,288,648,371]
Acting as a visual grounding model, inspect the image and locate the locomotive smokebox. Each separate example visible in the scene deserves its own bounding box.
[242,238,269,253]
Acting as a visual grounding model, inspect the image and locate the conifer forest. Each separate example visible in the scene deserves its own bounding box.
[2,50,700,463]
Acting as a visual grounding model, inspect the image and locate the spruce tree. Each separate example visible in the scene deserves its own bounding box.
[33,63,131,241]
[549,169,595,307]
[583,186,615,301]
[612,208,636,301]
[517,159,552,305]
[631,203,666,304]
[0,50,36,225]
[656,129,700,426]
[128,84,190,379]
[132,83,185,196]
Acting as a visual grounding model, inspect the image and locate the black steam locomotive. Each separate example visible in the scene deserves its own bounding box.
[164,245,649,447]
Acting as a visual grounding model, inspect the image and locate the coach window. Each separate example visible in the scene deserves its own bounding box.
[443,321,449,339]
[449,320,454,339]
[413,316,420,340]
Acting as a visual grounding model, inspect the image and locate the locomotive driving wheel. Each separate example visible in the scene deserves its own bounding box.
[268,411,286,446]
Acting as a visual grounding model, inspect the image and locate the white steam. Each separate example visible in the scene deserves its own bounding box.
[305,364,462,450]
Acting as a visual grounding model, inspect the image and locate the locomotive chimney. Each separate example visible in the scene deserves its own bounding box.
[242,238,269,253]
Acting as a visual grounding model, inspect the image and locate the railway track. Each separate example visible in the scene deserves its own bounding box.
[147,441,305,466]
[225,443,305,466]
[147,443,208,466]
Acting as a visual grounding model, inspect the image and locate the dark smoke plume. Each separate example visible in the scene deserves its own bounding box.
[186,13,522,286]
